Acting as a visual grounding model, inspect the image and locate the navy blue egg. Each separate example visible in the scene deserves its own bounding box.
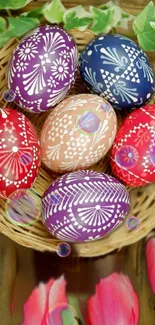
[79,34,155,110]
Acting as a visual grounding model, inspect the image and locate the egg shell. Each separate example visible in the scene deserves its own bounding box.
[41,94,117,173]
[7,26,78,113]
[42,170,130,242]
[0,108,41,198]
[79,34,155,110]
[111,104,155,187]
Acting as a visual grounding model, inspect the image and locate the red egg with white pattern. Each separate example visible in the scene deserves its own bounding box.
[0,108,41,198]
[111,104,155,187]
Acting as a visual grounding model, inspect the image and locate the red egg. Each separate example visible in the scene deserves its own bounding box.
[111,104,155,187]
[0,108,41,198]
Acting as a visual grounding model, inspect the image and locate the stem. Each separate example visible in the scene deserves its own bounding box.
[6,9,12,17]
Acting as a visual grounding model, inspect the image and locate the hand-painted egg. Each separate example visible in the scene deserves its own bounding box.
[111,104,155,187]
[0,108,41,198]
[7,26,78,113]
[42,170,130,242]
[79,34,155,110]
[40,94,117,173]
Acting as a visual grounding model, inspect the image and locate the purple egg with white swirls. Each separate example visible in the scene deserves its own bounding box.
[42,170,130,242]
[7,26,78,113]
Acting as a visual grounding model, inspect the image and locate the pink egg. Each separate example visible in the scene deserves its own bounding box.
[41,94,117,173]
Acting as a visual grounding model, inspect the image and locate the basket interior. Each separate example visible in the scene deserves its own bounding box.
[0,23,155,257]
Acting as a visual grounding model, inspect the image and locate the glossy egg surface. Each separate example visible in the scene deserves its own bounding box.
[42,170,130,242]
[0,108,40,198]
[41,94,117,173]
[111,104,155,186]
[7,26,78,113]
[79,34,155,110]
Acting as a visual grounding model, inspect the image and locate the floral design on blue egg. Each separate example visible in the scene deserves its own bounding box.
[79,34,155,110]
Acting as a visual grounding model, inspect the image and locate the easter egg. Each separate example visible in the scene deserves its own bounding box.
[111,104,155,187]
[7,26,78,113]
[0,108,41,199]
[79,34,155,110]
[41,94,117,173]
[42,170,130,242]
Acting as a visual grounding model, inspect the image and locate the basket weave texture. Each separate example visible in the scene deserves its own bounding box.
[0,0,155,257]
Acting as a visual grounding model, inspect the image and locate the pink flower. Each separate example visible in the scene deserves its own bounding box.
[146,237,155,294]
[86,272,139,325]
[21,275,68,325]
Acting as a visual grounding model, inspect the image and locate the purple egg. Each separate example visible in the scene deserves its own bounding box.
[7,26,78,113]
[42,170,130,242]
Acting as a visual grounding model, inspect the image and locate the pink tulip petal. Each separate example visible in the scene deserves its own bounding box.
[20,276,68,325]
[87,272,139,325]
[48,275,67,307]
[21,282,50,325]
[146,238,155,294]
[42,275,68,325]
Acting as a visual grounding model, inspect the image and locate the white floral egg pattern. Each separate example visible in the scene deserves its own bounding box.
[7,26,78,113]
[41,94,117,172]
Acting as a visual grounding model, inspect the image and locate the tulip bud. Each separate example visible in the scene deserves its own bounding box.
[87,272,139,325]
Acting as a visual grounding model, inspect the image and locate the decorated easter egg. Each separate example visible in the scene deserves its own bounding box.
[7,26,78,113]
[111,104,155,187]
[42,170,130,242]
[79,34,155,110]
[0,108,41,199]
[41,94,117,173]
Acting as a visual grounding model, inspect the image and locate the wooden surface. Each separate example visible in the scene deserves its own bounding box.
[34,239,155,325]
[0,234,155,324]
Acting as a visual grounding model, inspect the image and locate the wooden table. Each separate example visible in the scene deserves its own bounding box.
[0,235,155,324]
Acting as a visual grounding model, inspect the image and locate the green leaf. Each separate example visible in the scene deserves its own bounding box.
[0,0,32,10]
[67,294,86,325]
[133,1,155,50]
[90,6,114,35]
[63,5,92,31]
[0,17,6,33]
[100,1,134,30]
[21,4,46,19]
[43,0,66,24]
[0,17,39,48]
[61,308,79,325]
[150,21,155,30]
[118,9,135,29]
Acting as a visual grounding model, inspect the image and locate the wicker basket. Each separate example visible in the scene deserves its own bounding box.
[0,0,155,257]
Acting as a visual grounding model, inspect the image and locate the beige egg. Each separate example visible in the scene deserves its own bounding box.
[41,94,117,173]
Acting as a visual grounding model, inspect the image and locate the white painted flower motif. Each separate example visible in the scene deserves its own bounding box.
[82,67,103,93]
[113,81,138,104]
[136,56,154,84]
[16,60,29,72]
[47,76,59,88]
[51,57,69,81]
[18,42,38,61]
[29,33,42,43]
[100,47,128,72]
[59,50,70,61]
